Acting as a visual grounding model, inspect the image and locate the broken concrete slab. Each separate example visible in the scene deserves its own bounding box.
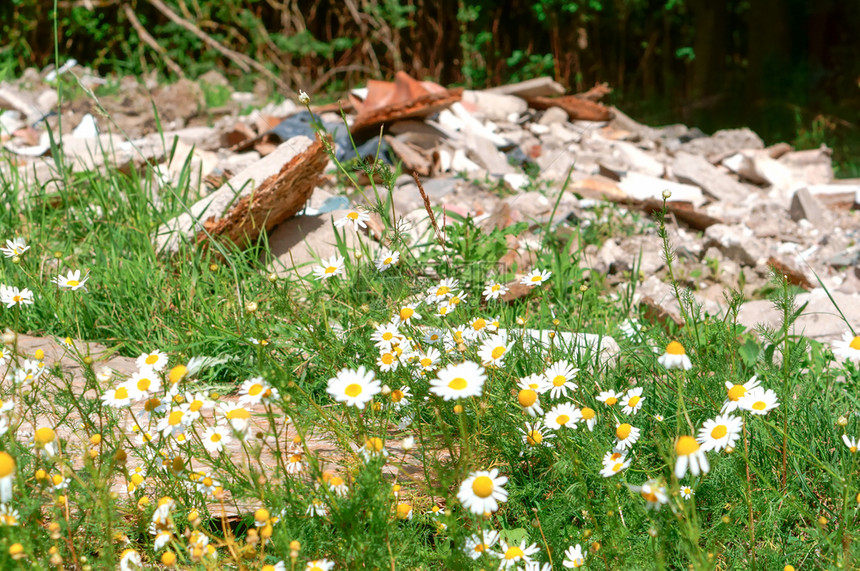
[526,95,612,122]
[617,171,705,207]
[153,135,325,254]
[461,90,528,122]
[737,288,860,342]
[267,210,365,275]
[704,223,763,267]
[677,127,764,160]
[779,145,833,185]
[788,187,825,225]
[672,151,748,203]
[485,76,565,98]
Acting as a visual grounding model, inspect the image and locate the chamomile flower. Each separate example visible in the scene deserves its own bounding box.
[334,209,370,231]
[832,330,860,361]
[657,341,692,370]
[721,376,762,413]
[374,248,400,271]
[1,286,33,308]
[394,302,422,325]
[520,268,552,287]
[417,347,441,371]
[426,278,459,305]
[53,269,89,291]
[218,403,253,434]
[628,480,668,510]
[153,529,172,551]
[137,349,168,371]
[436,300,457,318]
[464,530,500,559]
[675,435,710,479]
[483,281,509,301]
[596,389,623,407]
[517,388,543,417]
[249,337,270,346]
[544,403,582,430]
[101,385,133,408]
[430,361,486,400]
[478,333,510,367]
[33,426,58,456]
[179,392,213,422]
[520,421,555,448]
[359,437,388,462]
[679,485,695,499]
[119,549,142,571]
[327,475,348,497]
[621,387,645,415]
[238,377,277,405]
[544,360,579,399]
[306,500,328,517]
[518,374,550,394]
[372,322,404,351]
[0,452,15,502]
[562,544,586,568]
[305,560,335,571]
[697,414,742,452]
[396,503,413,520]
[157,408,190,437]
[313,255,345,280]
[738,387,780,415]
[840,434,859,453]
[126,370,162,400]
[467,315,492,338]
[600,450,630,477]
[286,452,306,474]
[388,386,411,410]
[0,505,19,526]
[326,366,381,409]
[458,468,508,515]
[581,407,597,431]
[1,238,28,258]
[495,540,540,569]
[614,423,641,450]
[423,328,445,344]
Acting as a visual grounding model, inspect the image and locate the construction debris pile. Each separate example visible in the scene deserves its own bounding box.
[2,64,859,340]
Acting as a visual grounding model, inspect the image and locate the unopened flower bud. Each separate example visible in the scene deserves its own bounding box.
[298,90,310,105]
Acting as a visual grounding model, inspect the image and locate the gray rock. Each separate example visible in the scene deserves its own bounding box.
[788,187,825,225]
[672,151,748,203]
[617,171,705,207]
[779,146,833,185]
[737,288,860,342]
[704,223,762,266]
[267,209,364,276]
[538,107,570,126]
[678,127,764,159]
[611,140,664,178]
[461,90,528,122]
[153,78,205,124]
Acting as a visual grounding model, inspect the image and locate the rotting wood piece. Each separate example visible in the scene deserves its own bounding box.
[351,88,464,137]
[526,95,612,122]
[198,136,327,249]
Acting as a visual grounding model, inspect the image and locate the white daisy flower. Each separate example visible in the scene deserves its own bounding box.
[614,423,641,450]
[52,269,89,291]
[126,371,162,401]
[600,449,630,478]
[371,322,404,351]
[478,333,510,367]
[374,248,400,271]
[417,347,441,371]
[0,238,29,258]
[520,269,552,287]
[596,389,624,407]
[544,403,582,430]
[457,468,508,515]
[1,286,34,308]
[358,437,388,462]
[0,452,15,502]
[305,559,335,571]
[286,452,306,474]
[738,387,779,415]
[464,529,500,559]
[843,434,859,453]
[696,414,742,452]
[326,366,380,409]
[562,543,586,568]
[628,479,668,510]
[675,436,710,479]
[679,485,694,499]
[136,349,168,371]
[238,376,278,405]
[101,385,133,408]
[832,330,860,361]
[517,388,543,417]
[334,209,370,231]
[394,302,422,325]
[313,255,345,280]
[544,360,578,398]
[425,278,459,305]
[581,407,597,431]
[520,421,555,448]
[518,374,550,394]
[482,281,509,301]
[494,540,540,568]
[621,387,645,415]
[429,361,486,400]
[721,376,762,413]
[201,426,231,453]
[657,341,692,370]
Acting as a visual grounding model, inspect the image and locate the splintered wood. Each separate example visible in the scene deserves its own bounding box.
[200,137,327,248]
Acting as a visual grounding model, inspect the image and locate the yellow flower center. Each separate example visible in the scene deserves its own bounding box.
[131,473,144,486]
[115,387,129,400]
[290,454,302,463]
[676,435,700,455]
[752,400,767,411]
[552,375,566,387]
[400,307,414,320]
[391,390,404,402]
[210,433,222,442]
[420,357,432,367]
[168,411,184,426]
[491,346,506,359]
[12,295,21,303]
[330,476,344,487]
[383,257,393,265]
[382,332,393,341]
[530,275,542,282]
[642,490,659,502]
[448,377,468,391]
[475,544,487,553]
[471,475,494,498]
[345,383,363,397]
[436,286,450,296]
[169,365,187,384]
[190,400,203,412]
[666,341,686,355]
[711,425,728,439]
[324,266,336,274]
[145,354,158,365]
[491,284,501,292]
[226,408,250,420]
[556,414,570,425]
[850,336,860,350]
[605,397,618,406]
[611,462,624,472]
[366,437,384,452]
[727,385,746,401]
[381,353,394,365]
[472,318,486,330]
[67,280,79,287]
[526,430,543,445]
[35,427,56,444]
[518,389,537,408]
[581,407,595,420]
[0,452,15,478]
[505,546,525,560]
[616,424,632,440]
[396,503,412,519]
[144,398,161,412]
[347,212,359,220]
[137,378,152,391]
[248,383,264,396]
[850,446,857,453]
[627,395,641,407]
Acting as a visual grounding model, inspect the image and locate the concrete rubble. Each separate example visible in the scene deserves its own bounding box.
[2,65,859,340]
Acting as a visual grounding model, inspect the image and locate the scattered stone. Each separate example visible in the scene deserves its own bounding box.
[461,90,528,122]
[526,95,612,122]
[485,76,565,98]
[267,209,365,275]
[617,172,705,207]
[677,127,764,159]
[152,78,205,124]
[779,146,833,185]
[704,224,762,266]
[537,107,569,126]
[672,151,747,203]
[788,187,825,225]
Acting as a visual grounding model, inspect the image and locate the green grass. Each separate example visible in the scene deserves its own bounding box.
[0,89,858,571]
